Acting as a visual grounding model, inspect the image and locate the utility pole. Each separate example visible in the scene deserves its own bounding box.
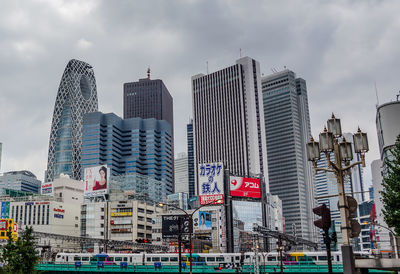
[277,235,283,274]
[178,217,182,274]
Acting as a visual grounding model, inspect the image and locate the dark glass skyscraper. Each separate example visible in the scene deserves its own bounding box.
[82,112,173,198]
[46,59,98,182]
[123,77,173,133]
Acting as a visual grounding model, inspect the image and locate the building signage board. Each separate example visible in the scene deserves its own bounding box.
[194,211,212,230]
[111,212,132,217]
[198,163,224,205]
[41,182,53,195]
[229,176,261,199]
[0,202,9,219]
[84,165,110,197]
[162,215,192,239]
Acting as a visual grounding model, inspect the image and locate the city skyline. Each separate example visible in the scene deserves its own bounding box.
[1,0,400,186]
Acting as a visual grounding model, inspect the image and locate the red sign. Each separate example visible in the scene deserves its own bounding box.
[0,220,8,231]
[230,177,261,198]
[199,194,224,205]
[169,242,192,253]
[53,208,65,213]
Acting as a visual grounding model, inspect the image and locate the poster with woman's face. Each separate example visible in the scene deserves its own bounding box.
[84,165,110,197]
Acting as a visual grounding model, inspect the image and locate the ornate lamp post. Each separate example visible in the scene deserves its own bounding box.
[307,114,369,274]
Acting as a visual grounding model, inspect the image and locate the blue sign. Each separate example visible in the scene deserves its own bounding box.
[54,214,64,219]
[0,202,5,219]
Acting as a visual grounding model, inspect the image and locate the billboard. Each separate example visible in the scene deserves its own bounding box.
[84,165,110,197]
[0,219,18,241]
[162,215,192,239]
[0,202,9,219]
[198,163,224,205]
[232,200,263,252]
[41,182,53,195]
[194,211,212,230]
[230,177,261,199]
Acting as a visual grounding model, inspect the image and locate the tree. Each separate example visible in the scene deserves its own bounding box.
[0,226,39,274]
[381,134,400,236]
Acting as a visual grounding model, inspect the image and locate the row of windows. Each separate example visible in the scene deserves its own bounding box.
[11,204,50,226]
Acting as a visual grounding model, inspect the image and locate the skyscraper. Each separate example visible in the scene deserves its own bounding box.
[81,112,173,198]
[123,75,173,133]
[174,152,189,194]
[192,57,268,189]
[261,69,314,240]
[187,119,195,198]
[46,59,98,182]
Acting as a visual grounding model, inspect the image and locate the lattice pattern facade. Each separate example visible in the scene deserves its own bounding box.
[45,59,98,182]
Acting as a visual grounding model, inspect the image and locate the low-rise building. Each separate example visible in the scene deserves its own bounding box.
[0,170,41,194]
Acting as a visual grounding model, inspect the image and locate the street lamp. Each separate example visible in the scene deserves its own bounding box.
[158,199,222,274]
[306,113,369,274]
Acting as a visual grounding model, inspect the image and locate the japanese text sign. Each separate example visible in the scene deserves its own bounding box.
[198,162,224,205]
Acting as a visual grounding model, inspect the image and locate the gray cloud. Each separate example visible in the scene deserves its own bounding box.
[1,0,399,187]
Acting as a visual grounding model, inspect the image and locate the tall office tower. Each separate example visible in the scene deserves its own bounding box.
[374,96,400,252]
[192,57,268,186]
[82,112,173,198]
[261,69,314,241]
[0,170,41,194]
[174,152,189,194]
[187,119,195,198]
[46,59,98,182]
[123,75,173,133]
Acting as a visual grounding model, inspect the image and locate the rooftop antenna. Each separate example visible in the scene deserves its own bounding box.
[240,48,242,58]
[374,81,379,108]
[206,61,209,75]
[147,67,151,79]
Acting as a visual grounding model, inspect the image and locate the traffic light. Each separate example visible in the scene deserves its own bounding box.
[313,203,331,231]
[347,196,361,238]
[331,232,337,243]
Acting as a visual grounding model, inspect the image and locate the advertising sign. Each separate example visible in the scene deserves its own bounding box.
[0,219,18,241]
[230,177,261,199]
[111,212,132,217]
[41,182,53,195]
[198,163,224,205]
[195,211,212,230]
[162,215,192,239]
[0,202,9,219]
[84,165,110,197]
[232,200,263,252]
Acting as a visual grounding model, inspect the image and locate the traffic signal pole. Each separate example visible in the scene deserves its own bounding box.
[323,228,333,274]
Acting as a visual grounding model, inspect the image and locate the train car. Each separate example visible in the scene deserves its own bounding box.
[55,250,371,266]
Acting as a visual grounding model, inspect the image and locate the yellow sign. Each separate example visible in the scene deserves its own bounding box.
[111,212,132,217]
[0,219,18,241]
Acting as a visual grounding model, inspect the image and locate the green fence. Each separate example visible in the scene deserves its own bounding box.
[35,262,392,273]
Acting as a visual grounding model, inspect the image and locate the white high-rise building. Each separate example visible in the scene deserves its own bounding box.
[192,57,268,190]
[373,96,400,253]
[174,152,189,194]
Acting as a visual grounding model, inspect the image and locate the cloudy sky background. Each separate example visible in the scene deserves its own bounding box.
[1,0,399,188]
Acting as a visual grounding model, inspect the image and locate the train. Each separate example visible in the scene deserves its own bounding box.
[55,251,370,266]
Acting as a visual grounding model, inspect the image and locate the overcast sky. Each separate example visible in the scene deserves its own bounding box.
[1,0,399,187]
